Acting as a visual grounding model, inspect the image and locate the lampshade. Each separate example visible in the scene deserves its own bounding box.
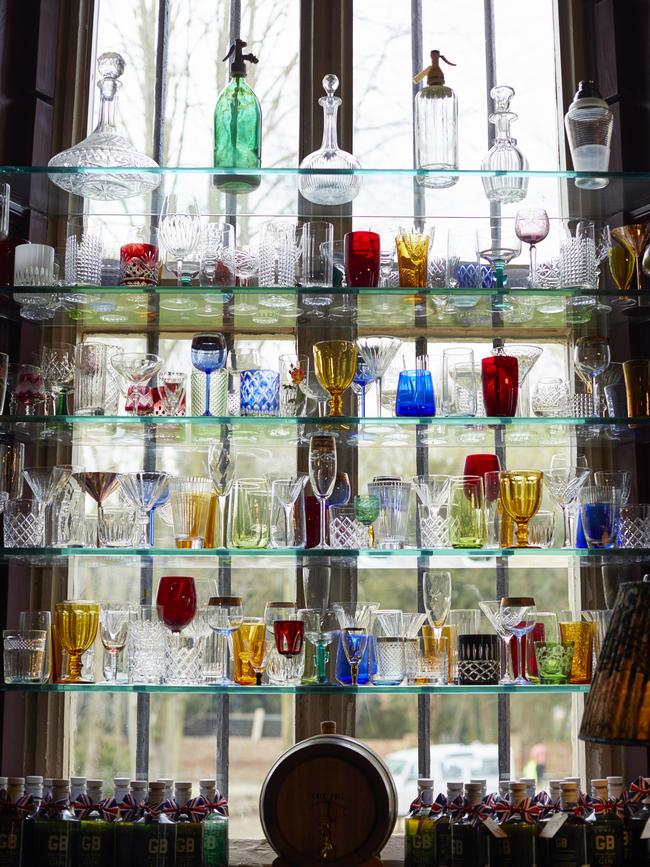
[579,578,650,745]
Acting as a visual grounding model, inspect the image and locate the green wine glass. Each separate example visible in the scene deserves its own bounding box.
[354,494,380,548]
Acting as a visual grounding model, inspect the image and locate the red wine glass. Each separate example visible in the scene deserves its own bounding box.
[273,620,305,657]
[156,575,197,634]
[463,454,501,481]
[344,231,381,287]
[481,356,519,417]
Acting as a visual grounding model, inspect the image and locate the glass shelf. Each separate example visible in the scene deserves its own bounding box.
[0,682,591,696]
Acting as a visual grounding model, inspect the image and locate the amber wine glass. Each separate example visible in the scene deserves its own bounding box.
[55,600,100,683]
[499,471,543,547]
[312,340,357,416]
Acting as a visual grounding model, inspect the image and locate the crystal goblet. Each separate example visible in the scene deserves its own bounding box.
[356,336,401,417]
[110,352,163,416]
[118,471,170,547]
[313,340,357,416]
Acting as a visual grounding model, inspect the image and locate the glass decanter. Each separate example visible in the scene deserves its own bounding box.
[481,85,529,204]
[48,52,161,200]
[299,74,362,206]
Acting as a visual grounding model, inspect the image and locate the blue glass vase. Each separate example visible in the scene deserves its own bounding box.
[395,369,435,416]
[239,369,280,416]
[335,635,377,685]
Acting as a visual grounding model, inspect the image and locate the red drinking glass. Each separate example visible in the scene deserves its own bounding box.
[525,622,545,680]
[344,231,381,287]
[274,620,305,657]
[120,243,159,287]
[481,356,519,417]
[156,575,197,633]
[464,453,501,481]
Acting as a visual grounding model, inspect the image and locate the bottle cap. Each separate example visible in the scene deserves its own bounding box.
[199,779,216,788]
[8,777,24,786]
[465,782,484,806]
[87,779,103,788]
[87,782,103,799]
[43,778,53,787]
[414,50,456,87]
[223,38,258,78]
[113,777,130,787]
[606,776,623,785]
[417,778,433,788]
[25,775,43,784]
[520,777,536,785]
[53,778,69,788]
[70,777,86,787]
[447,781,463,794]
[131,781,148,793]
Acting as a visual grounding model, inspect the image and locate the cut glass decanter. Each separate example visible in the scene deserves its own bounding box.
[481,85,529,204]
[299,74,362,206]
[48,52,161,200]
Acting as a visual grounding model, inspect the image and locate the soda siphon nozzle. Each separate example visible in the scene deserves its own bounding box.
[223,38,258,77]
[414,50,456,86]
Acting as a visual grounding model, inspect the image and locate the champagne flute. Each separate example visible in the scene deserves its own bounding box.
[191,332,227,417]
[55,601,100,684]
[574,336,610,417]
[99,604,134,683]
[422,570,452,640]
[309,434,337,549]
[158,194,201,287]
[208,435,237,547]
[207,596,244,685]
[498,471,543,547]
[515,208,550,286]
[270,475,307,548]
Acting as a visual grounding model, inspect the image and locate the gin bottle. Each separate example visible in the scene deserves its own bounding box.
[436,782,465,867]
[28,778,77,867]
[174,782,202,867]
[72,779,114,867]
[0,777,25,867]
[201,781,228,867]
[625,777,650,867]
[133,781,176,867]
[547,781,589,866]
[404,778,435,866]
[489,781,541,867]
[450,782,489,867]
[114,780,145,867]
[587,778,623,867]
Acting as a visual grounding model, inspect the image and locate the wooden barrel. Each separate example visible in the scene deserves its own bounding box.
[260,721,397,866]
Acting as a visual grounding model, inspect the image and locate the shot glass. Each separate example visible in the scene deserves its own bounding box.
[3,629,47,683]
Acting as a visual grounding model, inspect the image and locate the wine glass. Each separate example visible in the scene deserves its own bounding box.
[208,435,237,547]
[207,596,244,685]
[309,434,337,549]
[499,597,537,685]
[479,600,514,684]
[422,570,452,640]
[476,227,522,290]
[333,602,375,687]
[191,332,227,417]
[356,336,402,417]
[273,619,305,658]
[110,353,163,415]
[158,371,187,417]
[354,495,380,548]
[352,356,376,418]
[543,455,590,548]
[328,472,351,508]
[118,471,170,547]
[100,604,134,683]
[312,340,357,416]
[612,224,650,292]
[158,194,201,287]
[55,600,100,683]
[515,208,550,286]
[498,471,543,547]
[40,343,74,415]
[297,608,339,684]
[574,336,610,417]
[270,475,307,548]
[264,602,297,636]
[156,575,197,669]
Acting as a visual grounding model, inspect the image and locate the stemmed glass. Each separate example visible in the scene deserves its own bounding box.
[191,332,227,417]
[110,353,163,415]
[271,475,307,548]
[422,570,452,641]
[351,356,376,418]
[74,472,121,548]
[55,600,100,684]
[237,618,266,685]
[607,229,635,304]
[207,596,244,685]
[300,373,331,417]
[354,495,380,548]
[479,600,514,684]
[313,340,357,416]
[158,372,187,417]
[156,575,197,660]
[499,597,537,685]
[208,435,237,548]
[309,434,337,549]
[543,455,590,548]
[498,471,543,547]
[100,604,134,683]
[41,344,74,415]
[574,337,610,417]
[476,227,522,291]
[515,208,550,286]
[23,465,73,528]
[118,471,170,547]
[298,608,338,684]
[273,618,305,659]
[356,336,401,417]
[333,603,375,687]
[158,194,201,287]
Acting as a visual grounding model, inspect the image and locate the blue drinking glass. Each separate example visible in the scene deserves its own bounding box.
[190,332,227,417]
[335,634,377,685]
[575,510,587,548]
[395,370,435,416]
[580,502,621,548]
[149,488,170,546]
[239,369,280,416]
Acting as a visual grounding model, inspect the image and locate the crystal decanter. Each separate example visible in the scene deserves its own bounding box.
[48,52,161,200]
[299,74,361,206]
[481,85,529,204]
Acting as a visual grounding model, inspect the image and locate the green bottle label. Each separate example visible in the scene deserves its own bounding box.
[202,816,228,867]
[0,816,21,867]
[549,820,590,865]
[133,822,176,867]
[175,822,202,867]
[437,820,452,867]
[589,818,623,867]
[405,815,435,865]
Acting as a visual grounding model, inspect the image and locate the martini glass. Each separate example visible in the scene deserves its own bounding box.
[479,600,514,685]
[476,228,522,306]
[110,352,163,415]
[74,472,121,548]
[499,597,537,685]
[23,466,74,545]
[118,471,170,547]
[356,336,401,417]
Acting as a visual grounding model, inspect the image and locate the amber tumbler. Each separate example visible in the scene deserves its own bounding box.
[623,359,650,417]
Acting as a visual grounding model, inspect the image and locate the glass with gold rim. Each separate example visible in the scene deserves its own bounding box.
[499,470,543,547]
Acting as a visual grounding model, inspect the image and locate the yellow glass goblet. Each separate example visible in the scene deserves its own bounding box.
[499,471,543,547]
[55,600,100,683]
[313,340,357,416]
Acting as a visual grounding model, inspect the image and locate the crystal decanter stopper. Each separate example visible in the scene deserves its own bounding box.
[298,74,362,206]
[481,85,529,204]
[48,52,161,200]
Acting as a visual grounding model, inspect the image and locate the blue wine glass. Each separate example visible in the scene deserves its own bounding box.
[352,357,376,417]
[191,332,227,416]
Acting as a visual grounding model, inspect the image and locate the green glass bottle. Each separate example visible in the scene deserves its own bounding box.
[201,781,228,867]
[29,778,77,867]
[71,780,114,867]
[436,782,465,867]
[174,782,202,867]
[587,779,623,867]
[451,782,489,867]
[133,782,176,867]
[489,782,541,867]
[0,778,25,867]
[213,38,262,193]
[548,782,590,867]
[113,780,146,867]
[404,778,435,866]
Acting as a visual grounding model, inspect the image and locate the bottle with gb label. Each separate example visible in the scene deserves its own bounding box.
[436,782,465,867]
[624,777,650,867]
[404,778,435,866]
[133,781,176,867]
[0,777,25,867]
[201,780,228,867]
[450,782,489,867]
[73,779,114,867]
[489,781,541,867]
[114,779,145,867]
[546,781,590,867]
[587,778,623,867]
[27,778,77,867]
[174,782,201,867]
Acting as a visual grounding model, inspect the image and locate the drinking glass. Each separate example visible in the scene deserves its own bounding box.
[448,476,485,548]
[158,194,201,287]
[301,221,333,289]
[441,348,476,417]
[158,371,187,417]
[309,434,337,549]
[157,575,196,634]
[372,613,405,686]
[279,354,308,416]
[328,505,365,549]
[13,243,55,286]
[111,352,163,416]
[481,356,519,417]
[515,208,550,285]
[448,608,481,637]
[593,471,630,505]
[356,336,401,417]
[240,369,280,416]
[351,356,376,418]
[128,605,167,684]
[97,507,138,547]
[119,241,159,287]
[23,465,73,545]
[74,343,107,416]
[118,471,170,547]
[100,604,134,683]
[3,630,47,684]
[611,223,650,292]
[559,220,597,289]
[271,475,307,549]
[191,333,227,417]
[415,630,449,684]
[41,344,74,414]
[534,642,574,685]
[230,478,270,549]
[532,378,571,416]
[298,609,338,684]
[575,337,610,417]
[3,498,45,547]
[479,601,514,684]
[476,227,521,290]
[543,456,590,548]
[328,472,351,508]
[208,437,237,548]
[198,221,235,286]
[207,596,244,685]
[396,229,432,288]
[499,470,543,547]
[618,504,650,548]
[559,617,594,683]
[581,609,612,664]
[354,495,380,548]
[499,597,537,685]
[623,359,650,417]
[395,369,435,416]
[313,340,357,416]
[0,351,7,414]
[412,474,451,548]
[299,372,331,417]
[169,476,213,548]
[528,510,555,548]
[579,486,622,548]
[366,479,412,550]
[18,610,51,682]
[344,231,380,287]
[463,454,500,481]
[333,603,375,687]
[422,570,452,640]
[232,618,266,685]
[274,619,305,657]
[55,601,99,683]
[259,221,297,287]
[74,472,121,548]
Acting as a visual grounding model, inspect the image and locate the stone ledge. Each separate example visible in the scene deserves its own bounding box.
[230,836,404,865]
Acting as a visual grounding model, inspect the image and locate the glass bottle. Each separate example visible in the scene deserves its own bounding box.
[564,80,614,189]
[73,779,113,867]
[174,782,202,867]
[133,781,176,867]
[587,778,623,867]
[436,782,465,867]
[626,783,650,867]
[0,777,25,867]
[413,50,458,187]
[48,53,161,200]
[481,85,529,204]
[547,781,590,867]
[28,778,77,867]
[404,778,436,866]
[213,39,262,193]
[114,780,145,867]
[201,781,228,867]
[21,776,43,864]
[299,74,362,205]
[451,782,489,867]
[490,781,541,867]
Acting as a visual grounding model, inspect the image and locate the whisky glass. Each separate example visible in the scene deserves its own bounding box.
[169,477,213,549]
[396,229,432,289]
[498,471,543,547]
[55,601,100,683]
[312,340,357,416]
